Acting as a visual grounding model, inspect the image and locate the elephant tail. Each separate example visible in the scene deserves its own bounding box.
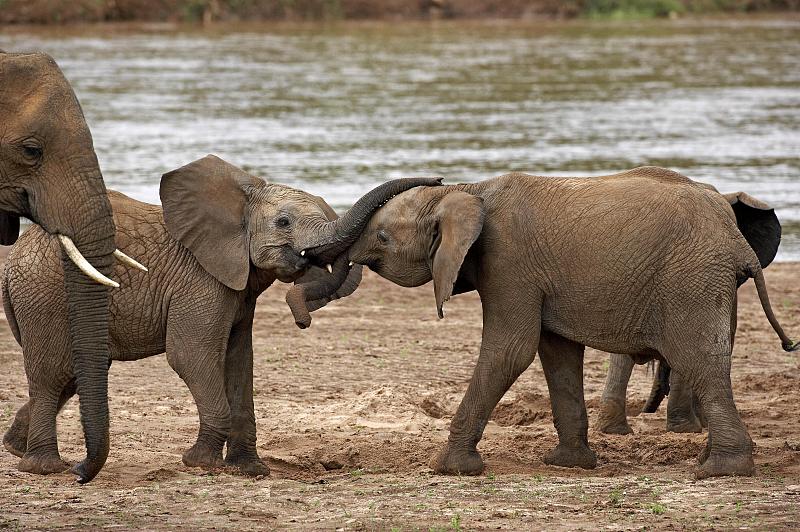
[1,260,21,346]
[751,265,799,352]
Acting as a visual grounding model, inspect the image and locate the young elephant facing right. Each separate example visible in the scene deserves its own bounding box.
[343,166,798,479]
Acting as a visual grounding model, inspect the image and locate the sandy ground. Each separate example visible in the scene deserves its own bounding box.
[0,248,798,530]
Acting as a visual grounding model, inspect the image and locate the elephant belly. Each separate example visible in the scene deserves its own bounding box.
[541,299,660,357]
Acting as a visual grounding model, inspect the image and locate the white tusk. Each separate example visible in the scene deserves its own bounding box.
[300,250,306,256]
[57,235,119,288]
[113,249,148,272]
[326,264,333,273]
[348,261,353,267]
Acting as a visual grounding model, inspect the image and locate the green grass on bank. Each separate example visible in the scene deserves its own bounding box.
[0,0,798,24]
[584,0,798,19]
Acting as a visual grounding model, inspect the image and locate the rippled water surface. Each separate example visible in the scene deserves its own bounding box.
[3,18,799,258]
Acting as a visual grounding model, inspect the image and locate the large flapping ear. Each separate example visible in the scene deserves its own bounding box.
[724,192,781,268]
[160,155,261,290]
[430,191,485,319]
[0,212,20,245]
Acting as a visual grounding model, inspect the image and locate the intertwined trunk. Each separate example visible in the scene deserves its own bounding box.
[287,177,442,325]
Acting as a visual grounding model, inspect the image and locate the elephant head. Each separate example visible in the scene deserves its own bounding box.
[0,51,147,483]
[347,186,485,319]
[159,156,441,325]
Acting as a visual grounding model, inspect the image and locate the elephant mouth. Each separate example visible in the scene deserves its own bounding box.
[269,245,312,282]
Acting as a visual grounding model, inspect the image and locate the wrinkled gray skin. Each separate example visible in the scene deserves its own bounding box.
[0,52,118,483]
[597,192,781,435]
[347,166,798,479]
[1,155,432,477]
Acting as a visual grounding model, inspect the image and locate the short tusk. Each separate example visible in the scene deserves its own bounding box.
[113,249,148,272]
[57,235,120,288]
[300,250,306,256]
[326,264,333,273]
[348,261,353,267]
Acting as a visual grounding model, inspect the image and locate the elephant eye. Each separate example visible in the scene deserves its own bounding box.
[21,143,43,161]
[275,216,291,228]
[377,230,389,244]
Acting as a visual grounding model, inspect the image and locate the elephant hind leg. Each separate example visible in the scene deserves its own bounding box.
[538,332,596,469]
[597,353,634,435]
[3,379,76,458]
[665,370,703,433]
[662,331,753,478]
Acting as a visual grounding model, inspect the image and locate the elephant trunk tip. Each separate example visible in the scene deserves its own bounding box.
[783,339,800,352]
[286,286,312,329]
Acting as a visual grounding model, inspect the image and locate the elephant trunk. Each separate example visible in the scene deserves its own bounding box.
[642,360,671,413]
[298,177,443,266]
[286,254,354,329]
[41,165,117,483]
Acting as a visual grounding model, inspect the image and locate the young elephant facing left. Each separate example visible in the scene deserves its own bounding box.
[2,155,438,477]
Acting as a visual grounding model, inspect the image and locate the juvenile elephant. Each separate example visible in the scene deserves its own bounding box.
[598,192,781,435]
[2,154,437,476]
[1,51,147,483]
[342,166,798,479]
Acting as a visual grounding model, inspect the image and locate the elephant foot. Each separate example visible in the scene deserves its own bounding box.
[597,399,633,435]
[543,442,597,470]
[224,452,270,477]
[666,416,703,433]
[18,452,70,475]
[3,425,28,458]
[182,441,224,470]
[695,452,754,479]
[430,444,484,475]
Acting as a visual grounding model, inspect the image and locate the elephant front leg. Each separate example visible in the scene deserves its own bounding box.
[597,353,634,435]
[538,332,597,469]
[223,315,269,477]
[18,382,72,475]
[431,296,542,475]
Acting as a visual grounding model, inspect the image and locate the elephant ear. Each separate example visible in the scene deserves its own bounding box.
[160,155,261,291]
[0,212,20,245]
[724,192,781,268]
[430,191,485,319]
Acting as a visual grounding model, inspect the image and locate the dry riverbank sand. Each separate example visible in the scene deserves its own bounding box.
[0,250,798,529]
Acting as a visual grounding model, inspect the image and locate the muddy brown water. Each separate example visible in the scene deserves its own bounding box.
[1,17,799,258]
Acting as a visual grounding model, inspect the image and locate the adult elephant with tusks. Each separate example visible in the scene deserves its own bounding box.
[341,166,798,479]
[0,51,146,483]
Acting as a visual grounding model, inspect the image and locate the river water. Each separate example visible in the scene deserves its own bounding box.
[2,18,799,259]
